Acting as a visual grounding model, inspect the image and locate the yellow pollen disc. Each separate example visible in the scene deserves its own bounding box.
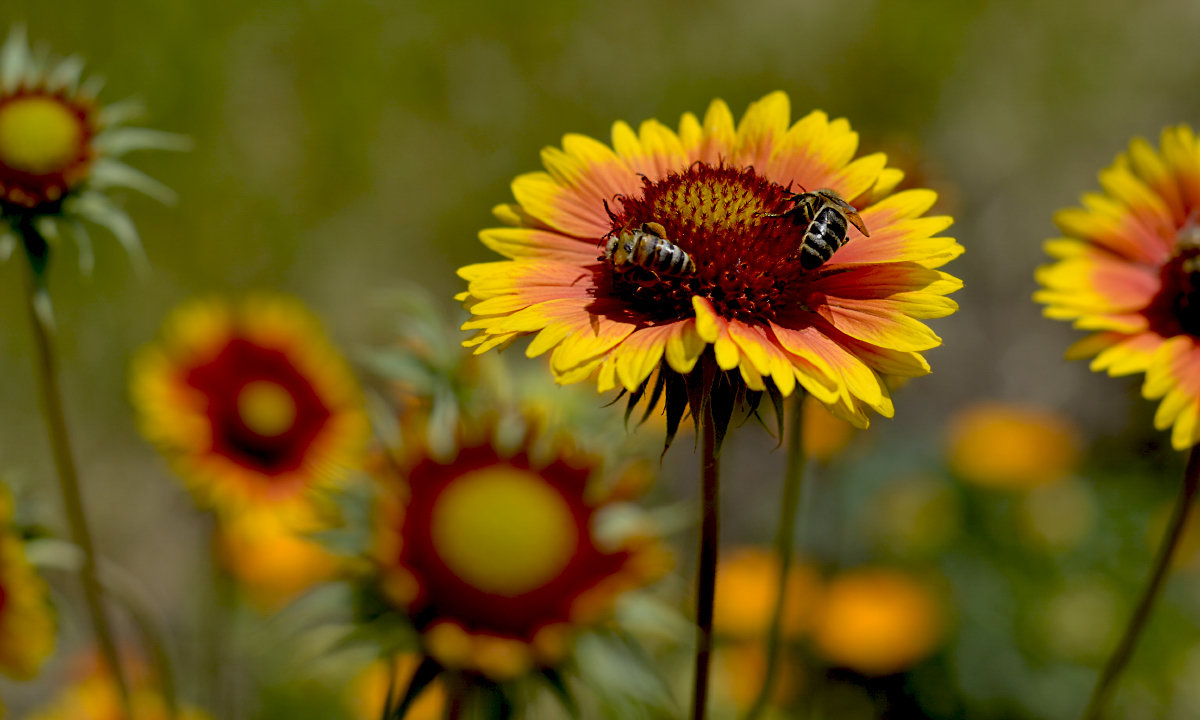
[430,466,578,596]
[0,96,85,175]
[237,380,297,437]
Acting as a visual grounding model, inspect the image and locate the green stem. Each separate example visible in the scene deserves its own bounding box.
[744,393,807,720]
[17,218,133,713]
[689,393,721,720]
[1081,443,1200,720]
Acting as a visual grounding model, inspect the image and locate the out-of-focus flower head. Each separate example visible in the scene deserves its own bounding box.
[866,474,962,558]
[716,641,805,712]
[368,420,669,681]
[26,651,210,720]
[811,567,946,676]
[1035,126,1200,450]
[0,26,187,272]
[349,654,445,720]
[215,509,342,612]
[0,482,54,683]
[947,401,1081,489]
[801,395,857,462]
[459,91,961,448]
[712,545,822,641]
[131,295,369,522]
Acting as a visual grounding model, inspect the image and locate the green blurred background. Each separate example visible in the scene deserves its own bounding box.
[6,0,1200,717]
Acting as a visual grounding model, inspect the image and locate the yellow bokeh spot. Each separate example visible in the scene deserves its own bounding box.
[430,466,577,596]
[0,96,84,175]
[947,402,1080,490]
[812,569,944,676]
[713,547,823,640]
[802,396,856,462]
[237,381,297,437]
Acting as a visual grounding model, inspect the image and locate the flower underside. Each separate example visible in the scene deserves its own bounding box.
[601,164,824,324]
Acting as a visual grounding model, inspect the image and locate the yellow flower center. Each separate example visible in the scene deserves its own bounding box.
[430,466,578,596]
[0,96,85,175]
[237,381,297,437]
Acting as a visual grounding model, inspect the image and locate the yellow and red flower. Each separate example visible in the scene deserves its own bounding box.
[371,430,668,680]
[0,485,55,683]
[0,26,186,268]
[460,91,961,433]
[1036,126,1200,449]
[131,295,368,519]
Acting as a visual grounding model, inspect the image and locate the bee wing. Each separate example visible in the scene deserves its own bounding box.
[843,207,870,237]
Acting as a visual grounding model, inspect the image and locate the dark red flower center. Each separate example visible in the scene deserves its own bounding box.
[598,164,835,324]
[186,337,331,477]
[396,445,628,640]
[1152,221,1200,336]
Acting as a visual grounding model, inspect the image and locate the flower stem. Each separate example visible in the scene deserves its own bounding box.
[17,218,132,713]
[744,393,807,720]
[690,393,721,720]
[1081,443,1200,720]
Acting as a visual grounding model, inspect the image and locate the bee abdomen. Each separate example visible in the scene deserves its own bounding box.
[798,208,850,270]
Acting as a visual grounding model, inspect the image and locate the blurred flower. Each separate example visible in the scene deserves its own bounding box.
[26,651,209,720]
[0,26,186,271]
[1035,126,1200,450]
[811,568,945,676]
[460,90,961,442]
[712,546,822,641]
[370,427,668,680]
[1038,578,1120,663]
[947,402,1081,489]
[131,295,368,521]
[0,484,54,682]
[350,654,445,720]
[866,474,961,557]
[1017,477,1097,553]
[215,510,342,612]
[801,394,857,462]
[716,641,804,711]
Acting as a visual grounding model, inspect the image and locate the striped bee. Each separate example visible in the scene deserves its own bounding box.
[602,221,697,276]
[763,188,870,270]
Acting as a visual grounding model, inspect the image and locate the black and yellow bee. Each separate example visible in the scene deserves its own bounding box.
[763,188,870,270]
[601,221,697,276]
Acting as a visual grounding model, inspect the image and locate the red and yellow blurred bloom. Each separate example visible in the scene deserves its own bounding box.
[0,486,54,683]
[460,91,961,429]
[0,26,186,268]
[131,295,368,519]
[1036,126,1200,449]
[371,429,668,680]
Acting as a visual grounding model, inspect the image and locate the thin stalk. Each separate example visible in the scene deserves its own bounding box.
[18,219,132,713]
[1081,444,1200,720]
[744,394,807,720]
[689,394,721,720]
